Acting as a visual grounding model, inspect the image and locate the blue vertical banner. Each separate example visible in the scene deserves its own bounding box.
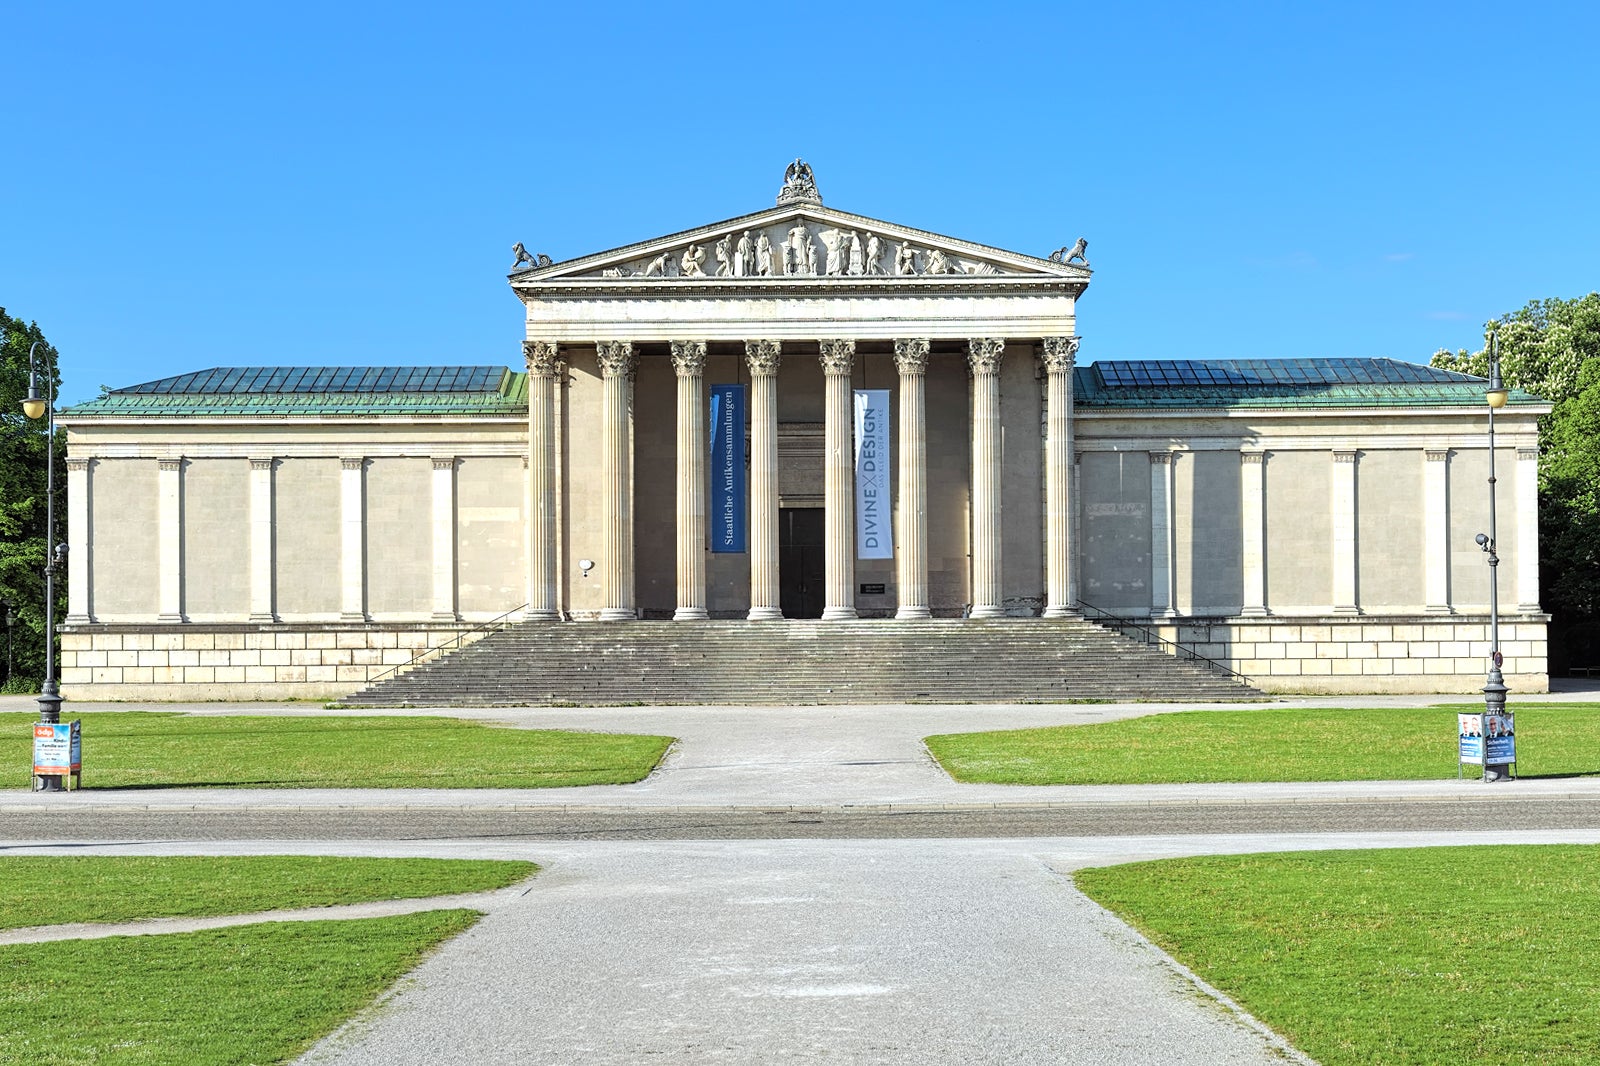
[710,384,747,553]
[854,389,893,558]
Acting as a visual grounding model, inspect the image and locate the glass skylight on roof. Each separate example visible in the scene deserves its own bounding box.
[116,366,509,395]
[1094,358,1472,389]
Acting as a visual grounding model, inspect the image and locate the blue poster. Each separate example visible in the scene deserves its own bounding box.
[710,384,746,553]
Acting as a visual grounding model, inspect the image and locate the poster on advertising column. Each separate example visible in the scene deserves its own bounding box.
[710,384,747,553]
[854,389,892,559]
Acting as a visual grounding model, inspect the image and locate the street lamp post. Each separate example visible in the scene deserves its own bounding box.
[1,598,12,688]
[1477,327,1511,782]
[21,339,66,791]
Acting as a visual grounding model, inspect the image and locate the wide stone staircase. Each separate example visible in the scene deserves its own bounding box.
[340,618,1264,707]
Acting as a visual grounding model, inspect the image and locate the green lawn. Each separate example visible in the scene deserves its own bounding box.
[0,855,536,930]
[1,711,673,789]
[0,912,479,1066]
[925,704,1600,784]
[1077,845,1600,1065]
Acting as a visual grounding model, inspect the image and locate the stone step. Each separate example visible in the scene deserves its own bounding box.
[341,618,1262,707]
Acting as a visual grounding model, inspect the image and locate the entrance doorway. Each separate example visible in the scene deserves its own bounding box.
[779,507,824,619]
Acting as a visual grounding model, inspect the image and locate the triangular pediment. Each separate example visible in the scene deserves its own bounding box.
[509,204,1091,289]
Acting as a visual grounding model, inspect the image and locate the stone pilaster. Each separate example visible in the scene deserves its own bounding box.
[1240,451,1267,617]
[746,340,784,620]
[1040,337,1078,617]
[158,458,185,622]
[1516,446,1540,611]
[1424,449,1451,613]
[65,458,92,623]
[339,457,366,621]
[820,338,858,620]
[1331,449,1359,615]
[968,338,1005,618]
[596,340,636,622]
[1148,451,1175,618]
[894,338,931,619]
[248,458,276,622]
[671,341,709,620]
[524,341,562,620]
[431,457,458,621]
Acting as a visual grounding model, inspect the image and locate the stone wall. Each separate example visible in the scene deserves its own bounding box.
[57,623,493,702]
[1126,615,1550,694]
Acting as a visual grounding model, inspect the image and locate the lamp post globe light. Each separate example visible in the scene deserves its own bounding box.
[21,338,67,791]
[1477,326,1511,782]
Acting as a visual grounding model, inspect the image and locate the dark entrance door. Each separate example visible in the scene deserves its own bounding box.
[779,507,825,619]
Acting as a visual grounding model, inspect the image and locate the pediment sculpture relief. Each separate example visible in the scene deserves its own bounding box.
[590,223,1012,281]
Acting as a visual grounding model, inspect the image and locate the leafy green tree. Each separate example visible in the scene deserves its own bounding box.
[0,309,65,689]
[1432,293,1600,671]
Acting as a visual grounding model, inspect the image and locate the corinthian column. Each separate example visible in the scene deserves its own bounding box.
[1041,336,1079,617]
[597,341,636,622]
[524,341,561,620]
[746,340,784,620]
[671,341,709,620]
[968,338,1005,618]
[820,338,858,620]
[894,338,931,619]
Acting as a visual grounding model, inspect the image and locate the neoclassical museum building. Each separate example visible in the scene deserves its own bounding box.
[55,163,1549,699]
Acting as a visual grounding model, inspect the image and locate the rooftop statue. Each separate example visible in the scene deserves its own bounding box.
[776,158,823,205]
[1048,238,1090,268]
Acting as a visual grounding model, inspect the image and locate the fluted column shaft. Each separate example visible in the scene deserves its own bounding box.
[597,341,636,622]
[1149,451,1175,618]
[746,340,784,620]
[66,458,93,623]
[524,342,561,620]
[820,339,858,620]
[672,341,709,620]
[968,338,1005,618]
[1041,337,1079,617]
[1240,451,1268,616]
[894,339,931,619]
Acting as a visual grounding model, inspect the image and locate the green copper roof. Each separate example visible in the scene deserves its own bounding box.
[1074,358,1543,408]
[63,366,529,417]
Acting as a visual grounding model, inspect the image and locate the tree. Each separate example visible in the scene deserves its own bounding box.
[0,309,65,689]
[1432,293,1600,671]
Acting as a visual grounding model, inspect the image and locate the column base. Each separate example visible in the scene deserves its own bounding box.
[523,608,561,621]
[896,606,932,620]
[339,612,367,622]
[1332,604,1362,616]
[1424,605,1455,615]
[158,613,186,623]
[822,606,858,621]
[969,605,1005,619]
[747,606,785,621]
[673,607,710,621]
[1516,603,1542,614]
[64,614,93,625]
[248,613,277,623]
[431,611,459,622]
[1042,605,1079,619]
[599,608,636,622]
[1239,606,1269,618]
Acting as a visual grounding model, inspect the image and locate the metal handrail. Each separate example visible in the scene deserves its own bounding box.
[1074,598,1253,684]
[361,603,530,687]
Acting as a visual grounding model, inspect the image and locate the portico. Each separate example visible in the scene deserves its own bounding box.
[510,165,1089,622]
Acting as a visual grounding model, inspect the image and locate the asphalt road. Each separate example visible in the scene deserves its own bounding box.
[8,796,1600,840]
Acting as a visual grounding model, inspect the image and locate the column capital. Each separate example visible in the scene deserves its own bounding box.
[1516,447,1539,461]
[967,337,1005,375]
[432,456,457,471]
[65,457,92,473]
[819,338,855,376]
[341,457,365,471]
[158,458,184,473]
[1425,448,1451,462]
[523,340,561,376]
[1039,336,1080,372]
[1333,449,1359,463]
[670,340,707,376]
[745,339,782,376]
[249,457,274,471]
[1149,451,1173,465]
[893,338,930,375]
[1240,451,1265,465]
[596,340,635,378]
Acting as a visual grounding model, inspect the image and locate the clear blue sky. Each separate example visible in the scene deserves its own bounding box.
[4,1,1595,405]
